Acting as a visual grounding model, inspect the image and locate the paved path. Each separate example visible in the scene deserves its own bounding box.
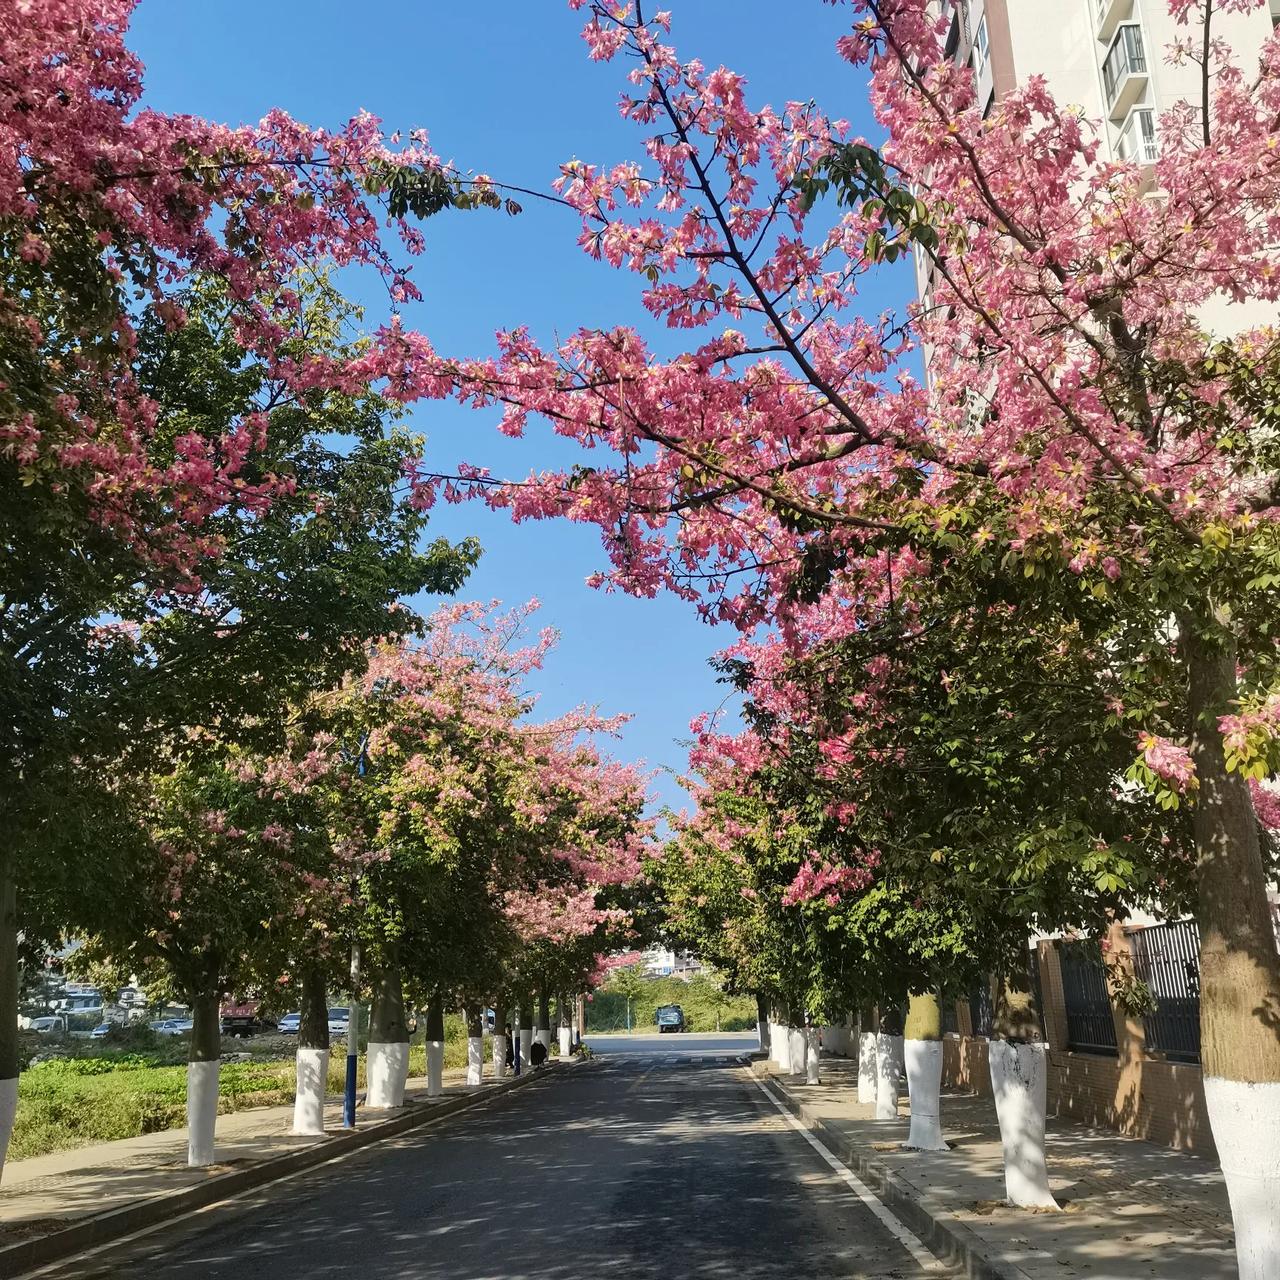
[584,1031,757,1059]
[760,1056,1236,1280]
[46,1053,937,1279]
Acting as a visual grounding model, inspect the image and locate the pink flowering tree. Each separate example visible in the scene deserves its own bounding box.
[386,1,1280,1238]
[1,0,495,1158]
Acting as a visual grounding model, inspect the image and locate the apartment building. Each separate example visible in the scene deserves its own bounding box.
[914,0,1280,308]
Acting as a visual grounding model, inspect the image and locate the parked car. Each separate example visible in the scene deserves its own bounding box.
[655,1004,685,1033]
[28,1016,66,1034]
[327,1007,350,1036]
[277,1011,302,1034]
[89,1023,113,1039]
[149,1018,192,1037]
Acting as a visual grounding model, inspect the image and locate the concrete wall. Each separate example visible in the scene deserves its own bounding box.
[939,935,1216,1156]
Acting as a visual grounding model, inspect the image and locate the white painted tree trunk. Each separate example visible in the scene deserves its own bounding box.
[492,1034,509,1080]
[788,1026,806,1076]
[466,1036,484,1086]
[988,1041,1057,1208]
[426,1040,444,1097]
[535,1028,552,1049]
[805,1026,821,1085]
[904,1040,948,1150]
[292,1047,329,1136]
[519,1028,533,1071]
[0,1076,16,1183]
[874,1033,902,1121]
[769,1021,784,1068]
[366,1041,409,1109]
[558,1025,572,1057]
[186,1060,219,1167]
[858,1032,877,1105]
[1204,1076,1280,1280]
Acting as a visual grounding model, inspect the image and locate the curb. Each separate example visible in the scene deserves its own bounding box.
[749,1062,1032,1280]
[0,1061,570,1279]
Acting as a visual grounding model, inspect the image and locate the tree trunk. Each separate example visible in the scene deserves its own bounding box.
[875,1007,903,1121]
[535,988,551,1047]
[805,1023,821,1085]
[755,993,770,1054]
[988,962,1056,1207]
[492,998,509,1080]
[557,993,572,1058]
[187,987,221,1167]
[517,999,533,1074]
[425,994,445,1097]
[293,964,330,1137]
[904,992,947,1151]
[366,957,409,1110]
[0,866,19,1185]
[1185,620,1280,1279]
[464,1003,484,1086]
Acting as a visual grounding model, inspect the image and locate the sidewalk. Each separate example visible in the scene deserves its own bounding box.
[0,1063,553,1277]
[754,1055,1236,1280]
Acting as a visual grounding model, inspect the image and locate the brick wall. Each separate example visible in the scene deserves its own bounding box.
[938,938,1215,1158]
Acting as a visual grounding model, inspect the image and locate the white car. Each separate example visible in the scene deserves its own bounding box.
[277,1012,301,1034]
[149,1018,192,1037]
[326,1007,350,1036]
[28,1016,65,1034]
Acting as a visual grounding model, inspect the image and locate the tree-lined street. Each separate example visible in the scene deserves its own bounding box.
[47,1048,930,1280]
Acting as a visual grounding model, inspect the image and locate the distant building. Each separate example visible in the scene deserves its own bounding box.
[642,946,703,978]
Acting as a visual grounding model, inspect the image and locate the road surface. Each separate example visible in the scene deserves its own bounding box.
[58,1041,936,1279]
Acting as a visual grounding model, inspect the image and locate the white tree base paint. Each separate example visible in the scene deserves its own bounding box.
[988,1040,1057,1209]
[769,1022,785,1069]
[0,1076,17,1183]
[366,1041,409,1109]
[535,1028,551,1050]
[518,1028,533,1071]
[426,1041,444,1097]
[558,1026,572,1058]
[806,1026,821,1085]
[292,1047,330,1136]
[858,1033,877,1105]
[904,1040,948,1151]
[788,1026,806,1077]
[1203,1075,1280,1280]
[875,1034,903,1121]
[466,1036,484,1086]
[186,1060,220,1167]
[492,1034,509,1080]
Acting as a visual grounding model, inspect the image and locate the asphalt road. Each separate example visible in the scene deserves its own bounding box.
[61,1047,933,1280]
[583,1031,758,1057]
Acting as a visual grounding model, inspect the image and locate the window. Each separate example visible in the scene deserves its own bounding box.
[972,14,990,73]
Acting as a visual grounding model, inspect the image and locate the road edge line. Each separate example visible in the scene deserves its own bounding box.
[751,1074,948,1274]
[747,1063,1034,1280]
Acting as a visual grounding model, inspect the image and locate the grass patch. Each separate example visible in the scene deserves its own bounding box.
[10,1023,482,1162]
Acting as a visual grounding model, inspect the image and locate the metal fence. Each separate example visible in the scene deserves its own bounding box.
[968,983,994,1038]
[1128,918,1201,1063]
[941,998,959,1035]
[1059,939,1118,1055]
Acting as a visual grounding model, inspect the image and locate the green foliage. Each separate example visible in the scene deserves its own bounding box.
[590,973,756,1033]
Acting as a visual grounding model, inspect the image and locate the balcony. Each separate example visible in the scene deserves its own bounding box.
[1096,0,1131,43]
[1103,23,1149,120]
[1116,107,1158,165]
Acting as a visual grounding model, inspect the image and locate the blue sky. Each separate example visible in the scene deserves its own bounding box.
[129,2,913,813]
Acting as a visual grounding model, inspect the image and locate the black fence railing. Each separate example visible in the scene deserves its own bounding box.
[969,983,994,1038]
[941,999,959,1035]
[1129,918,1201,1064]
[1059,940,1118,1055]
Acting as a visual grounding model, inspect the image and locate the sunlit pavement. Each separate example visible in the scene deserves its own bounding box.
[65,1051,930,1279]
[583,1031,758,1058]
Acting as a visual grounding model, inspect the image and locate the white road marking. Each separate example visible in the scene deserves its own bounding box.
[751,1076,948,1275]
